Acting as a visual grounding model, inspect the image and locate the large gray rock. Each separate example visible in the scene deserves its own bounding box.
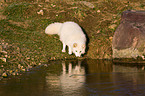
[112,10,145,59]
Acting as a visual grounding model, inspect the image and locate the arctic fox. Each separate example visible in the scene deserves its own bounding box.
[45,21,86,57]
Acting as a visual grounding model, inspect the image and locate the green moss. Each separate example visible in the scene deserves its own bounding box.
[28,19,52,31]
[3,2,36,22]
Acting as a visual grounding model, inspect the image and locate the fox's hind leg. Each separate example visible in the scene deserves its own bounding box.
[62,42,66,52]
[68,46,72,55]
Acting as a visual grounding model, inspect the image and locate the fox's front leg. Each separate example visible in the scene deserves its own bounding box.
[68,46,72,55]
[62,42,66,52]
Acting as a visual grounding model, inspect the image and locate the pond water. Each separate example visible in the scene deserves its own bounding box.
[0,59,145,96]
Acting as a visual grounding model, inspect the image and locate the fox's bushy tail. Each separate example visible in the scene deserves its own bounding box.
[45,22,62,35]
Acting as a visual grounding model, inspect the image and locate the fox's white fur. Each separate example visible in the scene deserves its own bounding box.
[45,21,86,57]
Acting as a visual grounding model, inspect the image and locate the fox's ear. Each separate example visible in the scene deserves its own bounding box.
[73,43,77,48]
[82,44,85,49]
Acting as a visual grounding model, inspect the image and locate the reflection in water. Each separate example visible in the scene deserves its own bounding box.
[112,64,145,96]
[46,60,86,96]
[0,59,145,96]
[60,61,85,92]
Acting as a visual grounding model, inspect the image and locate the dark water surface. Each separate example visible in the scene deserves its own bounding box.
[0,59,145,96]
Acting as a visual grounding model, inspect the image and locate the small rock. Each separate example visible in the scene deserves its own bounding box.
[37,10,44,15]
[108,24,117,30]
[2,72,8,78]
[21,68,25,71]
[12,72,16,76]
[109,37,113,42]
[51,4,56,7]
[4,55,8,58]
[97,10,101,13]
[28,65,32,69]
[38,5,42,7]
[0,57,6,62]
[80,1,95,9]
[1,65,4,67]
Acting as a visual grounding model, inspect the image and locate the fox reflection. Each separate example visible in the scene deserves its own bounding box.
[61,61,85,76]
[60,61,85,91]
[46,60,85,94]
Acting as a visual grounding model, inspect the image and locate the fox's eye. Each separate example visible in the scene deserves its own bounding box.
[76,50,77,52]
[80,51,82,53]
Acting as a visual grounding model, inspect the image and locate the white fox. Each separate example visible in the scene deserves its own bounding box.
[45,21,86,57]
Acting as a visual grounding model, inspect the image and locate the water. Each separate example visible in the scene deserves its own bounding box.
[0,59,145,96]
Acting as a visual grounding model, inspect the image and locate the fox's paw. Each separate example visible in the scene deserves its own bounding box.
[68,51,72,55]
[62,50,66,53]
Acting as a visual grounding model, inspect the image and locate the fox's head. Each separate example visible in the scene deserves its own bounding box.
[72,43,86,57]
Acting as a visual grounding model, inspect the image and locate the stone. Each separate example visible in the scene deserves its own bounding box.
[121,10,145,23]
[37,10,44,15]
[0,57,6,62]
[80,1,95,9]
[2,72,8,77]
[112,10,145,59]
